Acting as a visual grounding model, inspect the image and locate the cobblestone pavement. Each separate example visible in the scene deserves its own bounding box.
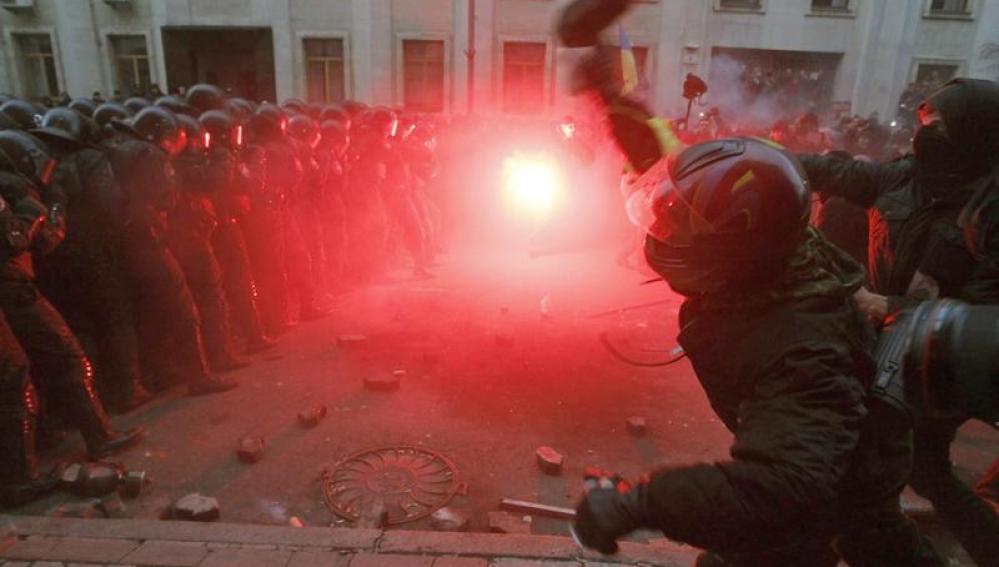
[0,515,698,567]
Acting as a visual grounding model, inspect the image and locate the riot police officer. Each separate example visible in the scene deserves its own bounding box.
[0,131,143,461]
[30,107,150,412]
[115,106,236,396]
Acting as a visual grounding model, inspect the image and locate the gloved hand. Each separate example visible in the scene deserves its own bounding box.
[571,467,643,555]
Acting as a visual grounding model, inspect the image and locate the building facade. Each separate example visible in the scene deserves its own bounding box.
[1,0,998,120]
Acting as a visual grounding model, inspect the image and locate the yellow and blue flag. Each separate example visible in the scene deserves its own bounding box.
[618,25,639,96]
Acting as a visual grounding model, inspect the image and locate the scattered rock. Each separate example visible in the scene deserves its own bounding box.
[49,498,103,519]
[495,333,515,348]
[288,516,305,528]
[488,511,531,534]
[298,405,328,428]
[77,462,122,497]
[100,492,128,518]
[430,507,469,532]
[364,373,400,392]
[626,417,648,437]
[237,436,266,463]
[171,493,220,522]
[535,446,564,476]
[335,335,368,347]
[119,471,149,499]
[355,499,387,528]
[59,462,83,490]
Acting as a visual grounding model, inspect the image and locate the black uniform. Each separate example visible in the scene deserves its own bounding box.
[800,153,999,566]
[0,171,118,458]
[33,141,147,412]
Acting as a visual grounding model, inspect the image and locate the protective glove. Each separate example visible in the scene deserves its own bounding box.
[571,467,644,555]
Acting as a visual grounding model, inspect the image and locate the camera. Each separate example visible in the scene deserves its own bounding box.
[872,299,999,425]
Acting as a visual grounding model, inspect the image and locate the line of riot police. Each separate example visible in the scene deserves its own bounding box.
[0,84,445,508]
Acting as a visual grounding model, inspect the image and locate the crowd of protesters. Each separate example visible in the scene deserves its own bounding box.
[0,83,447,506]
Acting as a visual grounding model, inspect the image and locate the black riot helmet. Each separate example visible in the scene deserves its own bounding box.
[362,107,398,140]
[155,95,199,117]
[320,120,348,150]
[0,99,43,130]
[68,97,98,118]
[123,96,151,114]
[177,114,208,152]
[635,138,810,296]
[0,130,58,186]
[250,103,287,143]
[186,83,227,113]
[282,97,307,115]
[288,115,320,149]
[93,101,131,128]
[132,106,187,155]
[33,107,88,146]
[225,97,255,124]
[320,105,350,127]
[199,110,242,150]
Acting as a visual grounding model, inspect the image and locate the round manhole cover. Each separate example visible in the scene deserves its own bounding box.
[322,446,460,525]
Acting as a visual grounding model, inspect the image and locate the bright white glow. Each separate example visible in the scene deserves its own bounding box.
[501,152,564,220]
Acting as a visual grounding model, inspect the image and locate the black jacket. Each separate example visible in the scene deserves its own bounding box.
[799,154,999,306]
[634,293,908,551]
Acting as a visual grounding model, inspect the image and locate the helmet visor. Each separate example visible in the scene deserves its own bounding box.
[624,169,693,244]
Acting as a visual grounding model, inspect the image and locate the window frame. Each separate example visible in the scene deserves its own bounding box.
[808,0,856,17]
[496,34,554,115]
[713,0,766,14]
[6,29,62,99]
[107,33,153,96]
[923,0,976,20]
[298,31,352,103]
[395,32,451,113]
[910,59,963,84]
[101,28,155,96]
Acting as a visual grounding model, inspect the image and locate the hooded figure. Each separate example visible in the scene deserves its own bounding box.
[798,78,999,567]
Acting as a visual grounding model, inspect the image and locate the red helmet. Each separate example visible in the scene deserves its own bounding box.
[634,138,810,295]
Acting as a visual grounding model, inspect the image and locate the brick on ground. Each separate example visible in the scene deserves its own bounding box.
[350,553,435,567]
[120,539,209,566]
[199,547,292,567]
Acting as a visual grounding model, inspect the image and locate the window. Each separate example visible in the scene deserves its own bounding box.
[930,0,969,13]
[14,34,58,98]
[110,35,150,96]
[304,38,346,103]
[811,0,850,10]
[502,41,547,114]
[915,63,959,85]
[402,39,445,112]
[718,0,762,9]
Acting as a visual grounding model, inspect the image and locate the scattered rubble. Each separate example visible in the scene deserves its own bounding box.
[99,492,128,518]
[119,471,149,499]
[535,446,565,476]
[298,405,328,428]
[430,507,469,532]
[48,498,103,519]
[237,436,266,463]
[488,511,531,534]
[626,417,648,437]
[364,373,401,392]
[77,462,123,497]
[58,463,83,490]
[171,493,220,522]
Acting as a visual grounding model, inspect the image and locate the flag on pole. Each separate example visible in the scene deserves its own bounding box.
[618,25,639,95]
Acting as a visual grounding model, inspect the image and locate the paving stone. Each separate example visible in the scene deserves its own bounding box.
[0,561,31,567]
[0,539,57,561]
[200,547,291,567]
[430,507,469,532]
[171,493,220,522]
[535,447,564,476]
[286,550,352,567]
[350,553,434,567]
[26,562,65,567]
[488,512,531,535]
[364,373,401,392]
[379,532,579,560]
[432,558,489,567]
[42,537,137,563]
[121,540,208,566]
[490,561,578,567]
[237,436,266,463]
[625,417,647,437]
[355,500,387,529]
